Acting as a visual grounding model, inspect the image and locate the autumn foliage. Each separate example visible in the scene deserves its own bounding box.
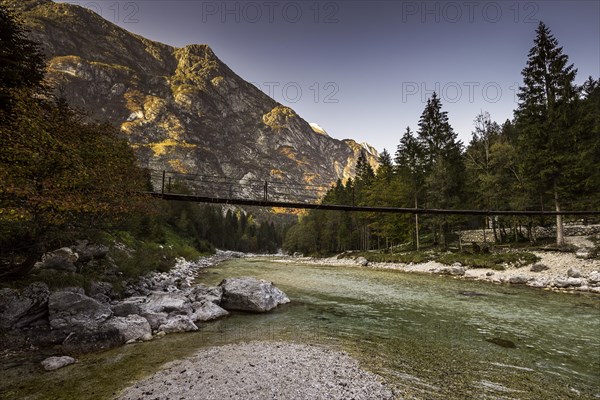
[0,4,149,255]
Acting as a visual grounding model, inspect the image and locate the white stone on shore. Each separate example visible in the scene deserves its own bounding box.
[588,271,600,284]
[567,267,582,278]
[508,276,529,284]
[41,356,77,371]
[553,278,584,288]
[527,277,550,288]
[356,257,369,266]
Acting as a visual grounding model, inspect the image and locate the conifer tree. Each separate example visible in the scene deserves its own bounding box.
[395,127,425,249]
[416,93,464,247]
[515,21,578,246]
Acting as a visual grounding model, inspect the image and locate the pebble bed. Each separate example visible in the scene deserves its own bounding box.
[116,341,395,400]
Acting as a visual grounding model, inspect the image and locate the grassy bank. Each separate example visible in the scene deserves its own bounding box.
[338,249,540,271]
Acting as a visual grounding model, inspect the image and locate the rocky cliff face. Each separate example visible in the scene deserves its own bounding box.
[8,0,379,199]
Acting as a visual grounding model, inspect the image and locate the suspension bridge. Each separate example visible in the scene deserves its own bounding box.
[144,169,600,217]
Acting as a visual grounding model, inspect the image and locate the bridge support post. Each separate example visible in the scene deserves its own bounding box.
[161,170,166,196]
[263,181,268,202]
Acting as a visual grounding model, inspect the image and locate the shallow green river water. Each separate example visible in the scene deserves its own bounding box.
[1,258,599,399]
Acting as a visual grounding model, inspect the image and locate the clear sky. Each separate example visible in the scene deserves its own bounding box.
[57,0,600,154]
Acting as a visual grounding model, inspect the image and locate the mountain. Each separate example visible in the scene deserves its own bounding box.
[6,0,379,199]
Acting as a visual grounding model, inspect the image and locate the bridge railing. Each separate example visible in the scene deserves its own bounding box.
[146,169,328,204]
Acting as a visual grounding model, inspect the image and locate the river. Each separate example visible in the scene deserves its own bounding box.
[1,258,599,399]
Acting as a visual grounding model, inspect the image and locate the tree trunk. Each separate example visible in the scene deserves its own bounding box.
[483,216,487,243]
[414,195,420,251]
[554,186,565,246]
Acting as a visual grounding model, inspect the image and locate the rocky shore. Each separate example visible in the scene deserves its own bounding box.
[0,247,290,368]
[283,250,600,294]
[116,341,394,400]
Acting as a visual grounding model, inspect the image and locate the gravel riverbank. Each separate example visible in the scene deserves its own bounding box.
[277,250,600,294]
[116,341,394,400]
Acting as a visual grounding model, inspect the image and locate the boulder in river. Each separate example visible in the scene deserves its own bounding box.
[219,277,290,312]
[111,298,145,317]
[103,315,152,343]
[49,291,112,331]
[188,284,223,305]
[142,292,192,315]
[486,337,517,348]
[41,356,77,371]
[158,315,198,333]
[191,301,229,322]
[141,311,168,331]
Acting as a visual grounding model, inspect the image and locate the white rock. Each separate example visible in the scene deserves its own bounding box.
[141,311,168,331]
[527,277,550,288]
[41,356,77,371]
[587,271,600,284]
[356,257,369,267]
[575,249,591,259]
[158,315,198,333]
[142,292,192,315]
[191,301,229,322]
[509,276,529,284]
[553,278,584,288]
[103,315,152,343]
[219,277,290,312]
[567,267,582,278]
[49,291,112,331]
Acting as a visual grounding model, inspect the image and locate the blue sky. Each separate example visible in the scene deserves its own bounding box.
[58,0,600,154]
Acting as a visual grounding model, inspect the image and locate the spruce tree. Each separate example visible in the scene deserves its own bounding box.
[416,92,462,170]
[515,21,578,246]
[376,149,393,182]
[395,127,425,249]
[415,93,464,247]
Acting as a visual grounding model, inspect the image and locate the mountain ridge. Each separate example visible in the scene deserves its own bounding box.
[5,0,379,197]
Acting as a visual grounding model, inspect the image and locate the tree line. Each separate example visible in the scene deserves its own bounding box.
[284,22,600,255]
